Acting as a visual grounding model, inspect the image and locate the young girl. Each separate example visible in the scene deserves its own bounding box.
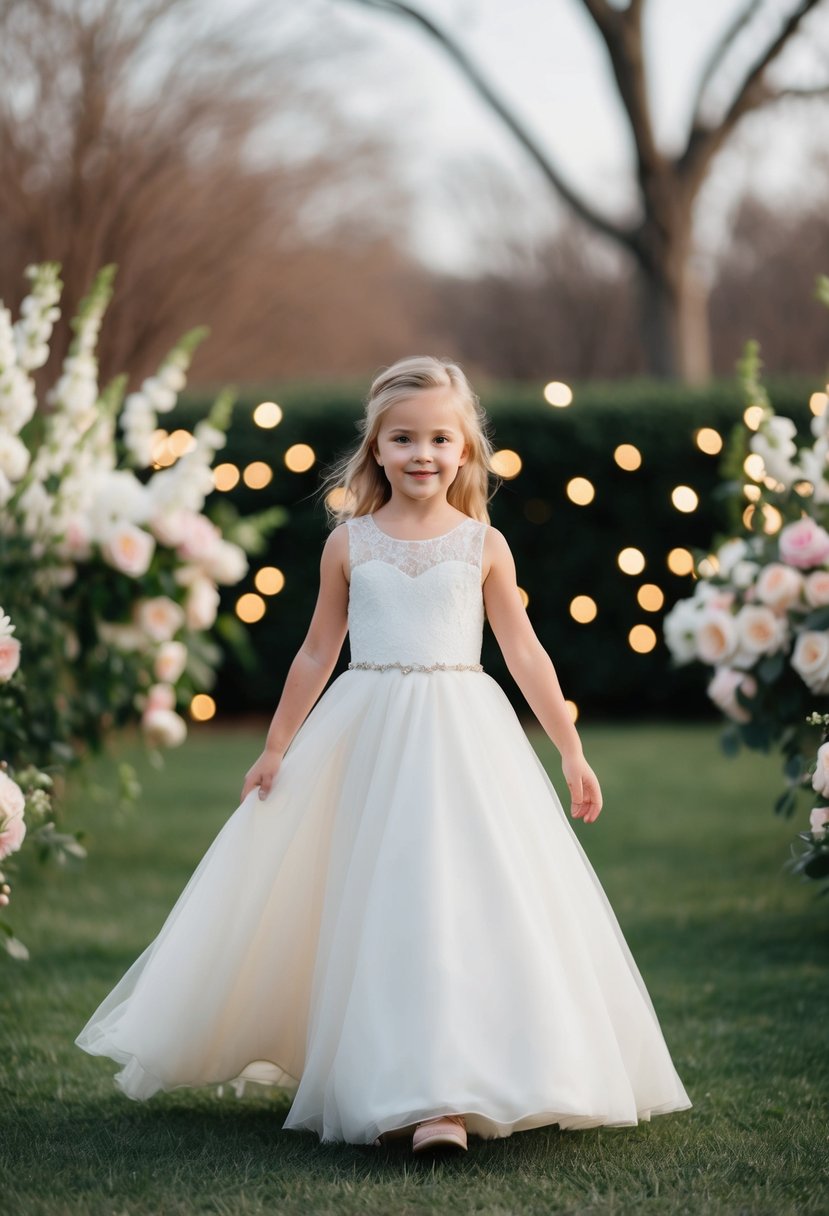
[76,356,691,1152]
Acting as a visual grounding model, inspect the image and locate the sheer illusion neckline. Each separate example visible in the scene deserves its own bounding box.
[367,514,472,543]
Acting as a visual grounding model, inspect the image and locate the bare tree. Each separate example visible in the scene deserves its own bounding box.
[0,0,425,386]
[343,0,829,383]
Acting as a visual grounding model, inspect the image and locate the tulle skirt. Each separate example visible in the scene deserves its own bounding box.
[75,669,691,1143]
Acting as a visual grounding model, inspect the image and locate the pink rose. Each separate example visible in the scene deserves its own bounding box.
[695,611,738,665]
[0,771,26,860]
[804,570,829,608]
[809,806,829,839]
[811,743,829,797]
[185,577,220,631]
[707,667,757,723]
[0,636,21,682]
[141,707,187,748]
[154,640,187,683]
[101,523,156,578]
[177,514,221,563]
[754,563,803,612]
[135,596,185,643]
[735,604,787,656]
[792,631,829,694]
[779,518,829,570]
[145,683,176,712]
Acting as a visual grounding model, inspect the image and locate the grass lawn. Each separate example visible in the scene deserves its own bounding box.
[1,720,827,1216]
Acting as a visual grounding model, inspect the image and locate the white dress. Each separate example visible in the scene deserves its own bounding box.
[75,514,691,1144]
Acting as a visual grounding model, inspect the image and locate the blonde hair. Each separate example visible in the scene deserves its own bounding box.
[322,355,498,525]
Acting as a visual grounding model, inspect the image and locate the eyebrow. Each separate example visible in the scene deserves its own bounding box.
[386,426,458,435]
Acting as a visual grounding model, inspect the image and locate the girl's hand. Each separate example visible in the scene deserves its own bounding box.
[561,753,603,823]
[241,749,283,803]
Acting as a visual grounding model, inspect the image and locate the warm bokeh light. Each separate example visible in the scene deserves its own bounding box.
[566,476,595,506]
[243,461,273,490]
[694,427,723,455]
[213,462,240,492]
[325,485,356,513]
[671,485,699,513]
[743,504,756,529]
[794,480,815,497]
[570,595,597,623]
[543,381,573,407]
[743,453,765,480]
[190,693,216,722]
[809,391,828,416]
[629,624,657,653]
[236,593,266,622]
[743,484,761,501]
[150,429,175,468]
[253,400,283,428]
[285,443,316,473]
[613,443,642,471]
[255,566,286,595]
[636,584,664,612]
[566,700,579,723]
[697,555,719,578]
[168,428,196,458]
[524,498,552,524]
[491,449,523,479]
[667,547,694,576]
[763,505,783,534]
[518,587,529,608]
[618,547,646,576]
[743,405,764,431]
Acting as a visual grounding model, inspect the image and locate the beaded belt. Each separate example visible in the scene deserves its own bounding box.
[348,660,483,674]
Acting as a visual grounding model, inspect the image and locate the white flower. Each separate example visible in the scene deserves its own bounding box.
[88,470,151,537]
[203,539,248,585]
[792,631,829,694]
[804,570,829,609]
[695,609,739,666]
[750,416,798,487]
[811,743,829,797]
[716,539,748,577]
[0,433,30,481]
[100,522,156,578]
[731,560,761,590]
[135,597,185,643]
[0,609,16,639]
[186,576,220,631]
[754,564,803,613]
[141,707,187,748]
[154,640,188,683]
[809,806,829,839]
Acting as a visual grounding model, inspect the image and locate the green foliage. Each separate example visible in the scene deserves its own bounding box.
[170,376,817,720]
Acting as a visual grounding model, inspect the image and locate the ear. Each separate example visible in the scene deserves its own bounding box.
[372,442,383,467]
[458,441,470,467]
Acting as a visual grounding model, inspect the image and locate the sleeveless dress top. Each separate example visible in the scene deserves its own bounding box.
[75,512,691,1145]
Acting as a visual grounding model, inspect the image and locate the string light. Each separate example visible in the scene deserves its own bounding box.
[190,694,216,722]
[667,548,694,576]
[325,486,355,513]
[743,453,765,480]
[213,463,240,491]
[168,429,196,458]
[629,624,657,653]
[518,587,529,608]
[618,547,646,575]
[809,392,828,416]
[566,700,579,722]
[285,444,316,473]
[243,461,273,490]
[636,584,664,612]
[614,444,642,471]
[255,567,285,595]
[543,381,573,407]
[743,405,764,431]
[570,595,597,623]
[671,485,699,513]
[236,593,266,622]
[694,427,723,455]
[491,449,522,479]
[253,401,283,428]
[566,477,595,506]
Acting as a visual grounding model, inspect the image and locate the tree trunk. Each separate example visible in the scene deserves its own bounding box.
[636,247,711,383]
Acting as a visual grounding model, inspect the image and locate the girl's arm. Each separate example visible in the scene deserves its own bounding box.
[482,527,602,823]
[241,524,350,801]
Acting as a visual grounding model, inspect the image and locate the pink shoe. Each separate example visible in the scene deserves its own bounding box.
[412,1114,468,1153]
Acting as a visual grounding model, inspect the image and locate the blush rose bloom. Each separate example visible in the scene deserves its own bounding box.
[735,604,787,656]
[792,631,829,694]
[707,667,758,724]
[177,513,221,563]
[101,522,156,578]
[754,563,804,612]
[811,743,829,797]
[0,772,26,860]
[0,635,21,682]
[804,570,829,608]
[154,640,188,684]
[203,539,248,585]
[779,518,829,570]
[135,596,185,643]
[145,682,176,712]
[809,806,829,839]
[141,707,187,748]
[695,610,739,665]
[186,576,220,631]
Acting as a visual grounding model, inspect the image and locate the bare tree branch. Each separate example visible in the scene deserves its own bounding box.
[343,0,633,247]
[688,0,763,129]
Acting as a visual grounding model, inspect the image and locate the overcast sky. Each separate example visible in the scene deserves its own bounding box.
[284,0,829,271]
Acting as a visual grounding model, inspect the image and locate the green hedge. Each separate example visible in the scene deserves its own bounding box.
[170,376,818,721]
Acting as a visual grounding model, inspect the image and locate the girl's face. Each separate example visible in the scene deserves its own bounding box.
[373,387,469,505]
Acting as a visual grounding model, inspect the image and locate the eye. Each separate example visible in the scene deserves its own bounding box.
[392,435,410,443]
[433,435,450,444]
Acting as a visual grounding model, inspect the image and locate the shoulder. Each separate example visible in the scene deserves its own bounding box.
[320,523,350,580]
[482,526,516,581]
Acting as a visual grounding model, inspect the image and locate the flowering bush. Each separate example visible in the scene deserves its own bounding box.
[0,263,279,958]
[663,275,829,888]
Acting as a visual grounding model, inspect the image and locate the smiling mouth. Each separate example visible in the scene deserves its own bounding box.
[407,470,436,477]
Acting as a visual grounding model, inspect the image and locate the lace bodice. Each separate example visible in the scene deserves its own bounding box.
[346,514,487,670]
